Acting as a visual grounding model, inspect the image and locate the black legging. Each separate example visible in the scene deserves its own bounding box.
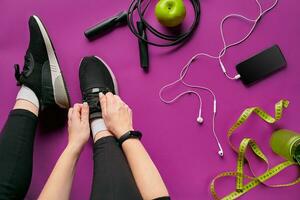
[91,136,142,199]
[0,109,37,200]
[0,109,170,200]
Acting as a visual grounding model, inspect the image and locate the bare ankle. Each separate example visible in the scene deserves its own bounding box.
[94,130,113,143]
[14,100,39,117]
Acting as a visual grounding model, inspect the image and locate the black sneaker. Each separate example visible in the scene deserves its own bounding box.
[14,15,70,109]
[79,56,118,120]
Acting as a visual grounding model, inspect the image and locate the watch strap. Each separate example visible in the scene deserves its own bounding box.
[118,131,142,146]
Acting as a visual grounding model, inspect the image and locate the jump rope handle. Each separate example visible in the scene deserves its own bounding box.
[84,11,128,40]
[137,21,149,71]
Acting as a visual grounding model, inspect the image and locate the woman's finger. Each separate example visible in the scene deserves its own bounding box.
[99,93,107,116]
[114,95,125,106]
[106,92,114,105]
[68,107,73,119]
[68,108,74,123]
[81,102,89,123]
[106,92,117,111]
[72,103,82,121]
[114,95,121,102]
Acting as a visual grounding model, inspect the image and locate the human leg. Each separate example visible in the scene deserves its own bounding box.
[0,101,38,199]
[0,15,70,199]
[90,132,142,200]
[79,56,142,199]
[100,93,170,200]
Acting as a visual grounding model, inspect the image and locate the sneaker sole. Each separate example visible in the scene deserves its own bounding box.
[32,15,70,109]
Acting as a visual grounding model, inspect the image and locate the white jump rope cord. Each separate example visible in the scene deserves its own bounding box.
[159,0,279,157]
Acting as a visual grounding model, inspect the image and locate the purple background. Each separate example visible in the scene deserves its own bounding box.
[1,0,300,199]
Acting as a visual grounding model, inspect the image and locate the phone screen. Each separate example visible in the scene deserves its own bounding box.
[236,45,286,85]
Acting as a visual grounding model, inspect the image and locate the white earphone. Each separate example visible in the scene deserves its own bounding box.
[159,0,279,157]
[197,116,204,124]
[159,66,224,157]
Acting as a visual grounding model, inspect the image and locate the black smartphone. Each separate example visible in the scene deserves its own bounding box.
[236,45,287,85]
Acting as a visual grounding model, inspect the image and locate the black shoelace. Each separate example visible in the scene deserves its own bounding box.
[14,53,32,86]
[83,88,110,112]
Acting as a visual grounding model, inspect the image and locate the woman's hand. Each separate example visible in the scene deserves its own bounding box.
[67,103,90,153]
[99,92,133,139]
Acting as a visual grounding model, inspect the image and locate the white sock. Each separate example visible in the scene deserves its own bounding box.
[16,85,39,109]
[91,118,107,139]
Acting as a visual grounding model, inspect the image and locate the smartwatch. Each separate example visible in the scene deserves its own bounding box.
[118,130,142,146]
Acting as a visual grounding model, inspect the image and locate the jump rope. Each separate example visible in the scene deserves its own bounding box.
[159,0,279,157]
[127,0,200,47]
[84,0,201,70]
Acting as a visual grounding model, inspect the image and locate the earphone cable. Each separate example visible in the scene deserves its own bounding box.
[159,0,279,157]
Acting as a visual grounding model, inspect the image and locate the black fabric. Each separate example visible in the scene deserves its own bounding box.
[79,56,116,93]
[15,16,53,107]
[153,197,171,200]
[82,88,108,120]
[18,16,49,98]
[28,16,48,63]
[18,51,43,99]
[90,136,170,200]
[0,109,38,200]
[41,60,55,107]
[79,56,116,120]
[90,136,142,200]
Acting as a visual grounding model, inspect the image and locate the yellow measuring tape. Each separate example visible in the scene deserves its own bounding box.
[210,100,300,200]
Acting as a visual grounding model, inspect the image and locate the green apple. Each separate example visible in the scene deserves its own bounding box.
[155,0,186,27]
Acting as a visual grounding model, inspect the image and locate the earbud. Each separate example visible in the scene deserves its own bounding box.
[159,0,278,159]
[218,149,224,157]
[197,116,204,124]
[217,142,224,157]
[234,74,241,80]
